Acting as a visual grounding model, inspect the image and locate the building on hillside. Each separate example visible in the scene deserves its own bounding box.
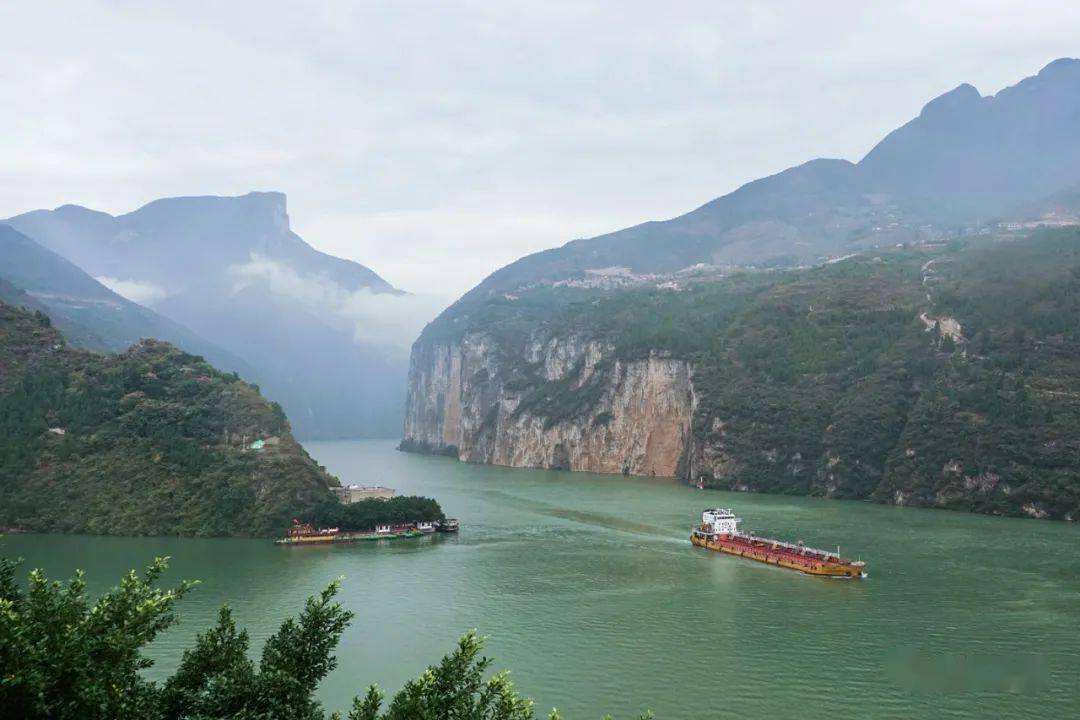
[332,484,397,504]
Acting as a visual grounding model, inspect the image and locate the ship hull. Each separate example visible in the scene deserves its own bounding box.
[691,532,865,578]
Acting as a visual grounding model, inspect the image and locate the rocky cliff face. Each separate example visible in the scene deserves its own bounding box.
[404,332,695,477]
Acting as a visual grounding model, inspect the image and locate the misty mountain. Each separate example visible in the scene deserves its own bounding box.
[859,58,1080,216]
[5,192,407,439]
[452,57,1080,303]
[8,192,396,299]
[0,224,252,374]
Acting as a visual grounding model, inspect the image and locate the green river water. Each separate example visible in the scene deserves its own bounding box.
[3,439,1079,719]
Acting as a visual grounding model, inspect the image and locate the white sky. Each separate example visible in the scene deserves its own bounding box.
[2,1,1078,298]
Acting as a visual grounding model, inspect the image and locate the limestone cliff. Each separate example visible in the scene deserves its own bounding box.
[404,332,695,477]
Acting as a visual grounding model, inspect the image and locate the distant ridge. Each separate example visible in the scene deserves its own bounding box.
[7,191,397,298]
[0,223,253,376]
[445,58,1080,306]
[6,192,405,439]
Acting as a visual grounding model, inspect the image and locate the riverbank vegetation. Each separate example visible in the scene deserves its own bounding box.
[0,556,650,720]
[304,495,445,531]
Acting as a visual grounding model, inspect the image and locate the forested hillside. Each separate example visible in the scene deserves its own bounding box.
[405,229,1080,521]
[0,301,338,536]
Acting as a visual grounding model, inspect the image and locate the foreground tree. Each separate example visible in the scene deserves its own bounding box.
[0,556,651,720]
[0,556,195,720]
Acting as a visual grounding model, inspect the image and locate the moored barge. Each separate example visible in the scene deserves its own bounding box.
[276,518,461,545]
[276,520,422,545]
[691,508,867,578]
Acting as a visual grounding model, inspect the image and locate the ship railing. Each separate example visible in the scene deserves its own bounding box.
[734,533,846,561]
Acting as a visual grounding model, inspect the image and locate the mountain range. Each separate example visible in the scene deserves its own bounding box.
[451,58,1080,304]
[4,192,406,439]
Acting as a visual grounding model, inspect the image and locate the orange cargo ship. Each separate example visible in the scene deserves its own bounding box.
[691,508,867,578]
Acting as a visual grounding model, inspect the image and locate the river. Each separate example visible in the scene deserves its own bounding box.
[3,439,1078,719]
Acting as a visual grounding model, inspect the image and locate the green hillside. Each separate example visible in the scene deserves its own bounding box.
[0,301,338,536]
[418,228,1080,520]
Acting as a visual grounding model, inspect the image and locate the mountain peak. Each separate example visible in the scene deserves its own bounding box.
[239,190,289,232]
[240,190,287,213]
[1038,57,1080,78]
[125,190,292,237]
[132,189,287,213]
[52,204,113,221]
[919,82,982,118]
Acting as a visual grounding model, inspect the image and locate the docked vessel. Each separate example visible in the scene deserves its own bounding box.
[275,520,422,545]
[691,508,867,578]
[438,518,460,533]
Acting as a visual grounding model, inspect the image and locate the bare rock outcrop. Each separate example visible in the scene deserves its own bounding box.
[404,332,695,477]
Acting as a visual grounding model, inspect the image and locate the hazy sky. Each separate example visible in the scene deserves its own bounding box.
[3,1,1078,298]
